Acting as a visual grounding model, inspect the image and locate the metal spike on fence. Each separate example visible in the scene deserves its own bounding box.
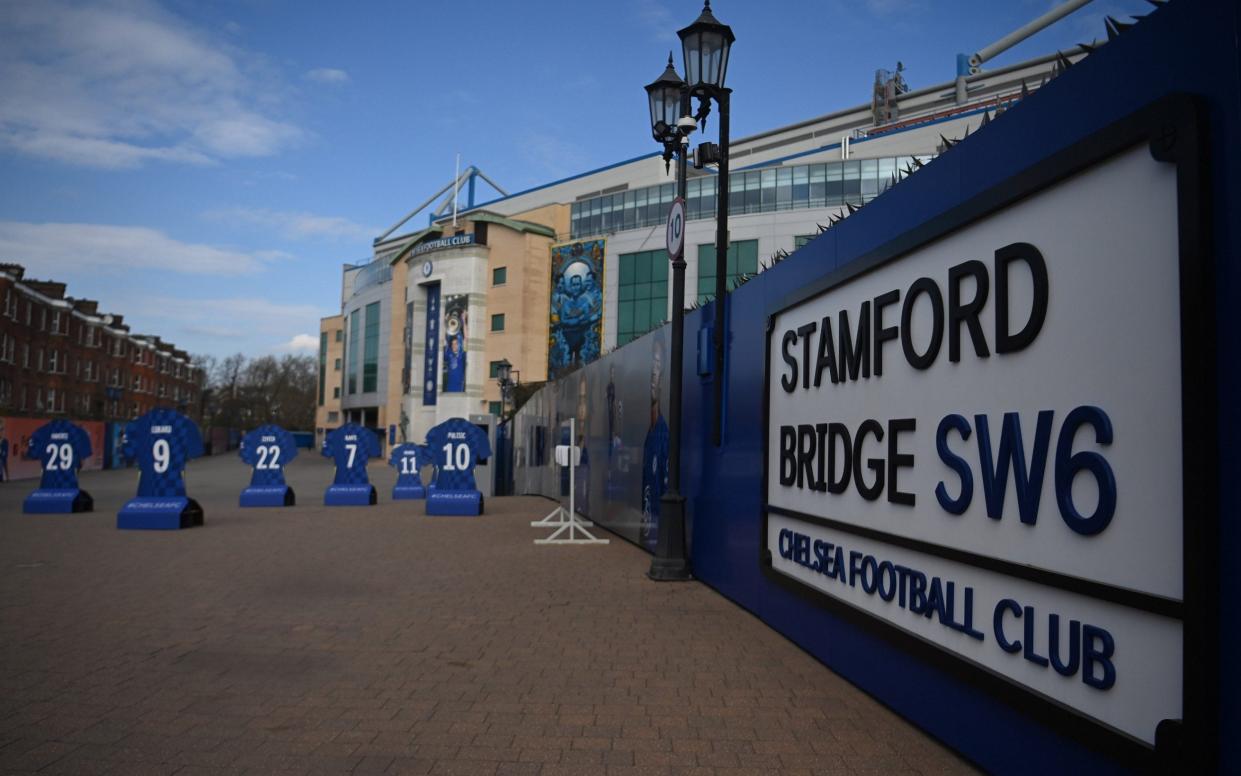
[1105,16,1132,41]
[1021,79,1029,98]
[1056,51,1074,71]
[980,110,991,127]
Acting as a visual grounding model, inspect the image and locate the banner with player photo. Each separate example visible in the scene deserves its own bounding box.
[548,240,604,379]
[422,284,440,406]
[441,293,468,393]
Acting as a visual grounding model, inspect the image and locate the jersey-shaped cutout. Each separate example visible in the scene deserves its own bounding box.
[389,443,428,478]
[322,423,380,485]
[426,418,491,492]
[27,420,92,490]
[124,409,204,498]
[240,424,299,487]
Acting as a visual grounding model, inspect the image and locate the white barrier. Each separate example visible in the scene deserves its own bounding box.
[533,418,608,545]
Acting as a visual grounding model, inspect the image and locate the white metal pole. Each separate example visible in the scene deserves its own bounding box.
[452,153,460,227]
[568,417,575,521]
[970,0,1094,68]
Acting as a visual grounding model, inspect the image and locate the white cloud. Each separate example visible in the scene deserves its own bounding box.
[204,207,377,242]
[0,0,303,169]
[0,221,278,276]
[306,67,349,85]
[281,333,320,352]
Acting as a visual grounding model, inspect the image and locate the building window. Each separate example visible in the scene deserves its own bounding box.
[327,411,339,423]
[697,239,758,305]
[491,313,505,332]
[333,387,340,399]
[492,267,507,286]
[334,358,341,370]
[489,360,506,379]
[794,234,815,250]
[617,249,669,346]
[347,309,360,394]
[335,330,343,342]
[362,301,380,393]
[488,401,502,416]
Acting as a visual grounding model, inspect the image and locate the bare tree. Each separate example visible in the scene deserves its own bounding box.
[197,352,316,433]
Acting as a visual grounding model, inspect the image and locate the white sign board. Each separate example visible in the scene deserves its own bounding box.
[665,198,686,259]
[764,145,1187,746]
[554,445,581,467]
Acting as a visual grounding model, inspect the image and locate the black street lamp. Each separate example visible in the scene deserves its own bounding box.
[495,358,518,419]
[644,51,696,582]
[679,0,734,446]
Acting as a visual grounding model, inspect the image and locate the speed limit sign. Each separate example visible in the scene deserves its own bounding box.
[665,197,686,259]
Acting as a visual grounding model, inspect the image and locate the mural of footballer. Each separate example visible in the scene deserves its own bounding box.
[640,333,669,551]
[549,241,603,377]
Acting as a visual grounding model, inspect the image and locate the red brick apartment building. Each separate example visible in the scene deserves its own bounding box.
[0,264,204,423]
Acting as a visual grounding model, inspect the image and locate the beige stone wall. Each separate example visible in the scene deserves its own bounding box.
[480,204,568,411]
[314,314,345,448]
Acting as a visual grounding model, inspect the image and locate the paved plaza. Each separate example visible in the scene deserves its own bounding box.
[0,454,975,776]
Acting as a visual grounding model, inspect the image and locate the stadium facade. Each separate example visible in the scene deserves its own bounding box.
[321,50,1079,450]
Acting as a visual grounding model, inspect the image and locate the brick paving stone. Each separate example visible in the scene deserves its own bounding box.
[0,454,978,775]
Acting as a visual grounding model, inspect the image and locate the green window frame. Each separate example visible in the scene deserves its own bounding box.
[347,309,360,394]
[617,249,669,346]
[493,267,507,286]
[362,301,380,393]
[489,360,505,379]
[318,332,327,406]
[491,313,505,332]
[488,401,502,416]
[697,239,758,305]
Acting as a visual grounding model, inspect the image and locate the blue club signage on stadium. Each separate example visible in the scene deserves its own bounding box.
[762,118,1208,751]
[413,234,475,257]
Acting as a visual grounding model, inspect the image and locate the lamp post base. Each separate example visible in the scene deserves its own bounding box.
[648,492,693,581]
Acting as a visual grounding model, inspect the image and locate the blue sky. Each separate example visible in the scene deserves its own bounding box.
[0,0,1150,359]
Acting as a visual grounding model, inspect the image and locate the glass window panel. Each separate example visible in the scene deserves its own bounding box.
[634,298,651,327]
[792,166,809,207]
[618,304,633,333]
[635,256,651,283]
[776,167,793,209]
[651,254,668,280]
[619,284,635,302]
[700,180,715,216]
[619,257,635,284]
[861,158,878,181]
[738,240,758,272]
[760,168,776,212]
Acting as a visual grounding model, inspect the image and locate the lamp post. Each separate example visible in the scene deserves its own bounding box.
[644,52,695,582]
[495,358,517,419]
[679,1,734,446]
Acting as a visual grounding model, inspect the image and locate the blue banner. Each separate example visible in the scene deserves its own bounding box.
[423,283,440,406]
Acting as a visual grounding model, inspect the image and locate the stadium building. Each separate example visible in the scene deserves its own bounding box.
[324,49,1081,449]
